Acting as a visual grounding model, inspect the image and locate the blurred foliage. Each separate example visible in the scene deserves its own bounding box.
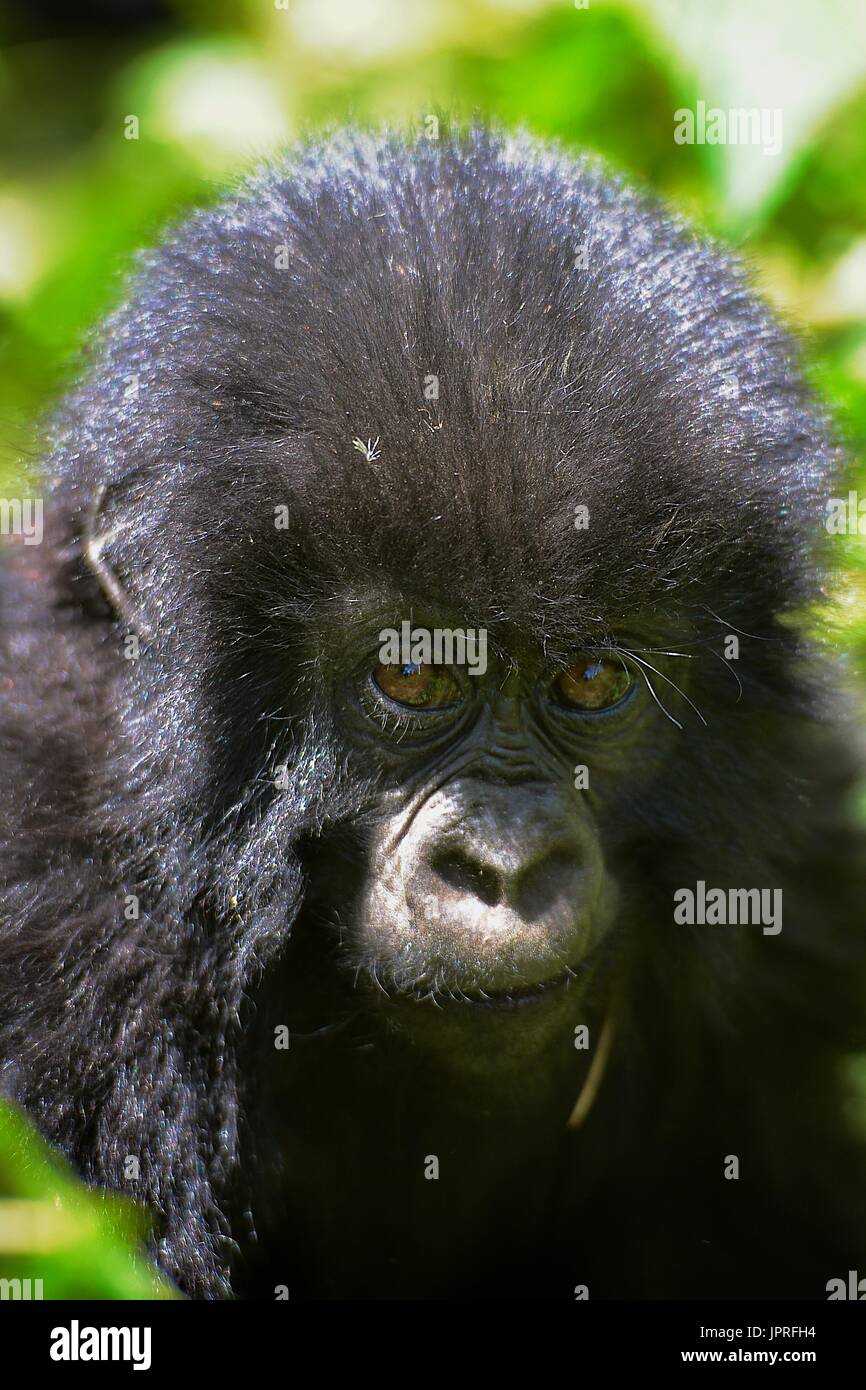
[0,1099,176,1299]
[0,0,865,1295]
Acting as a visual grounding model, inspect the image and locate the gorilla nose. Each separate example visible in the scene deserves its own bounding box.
[429,843,581,924]
[359,780,612,997]
[399,783,609,986]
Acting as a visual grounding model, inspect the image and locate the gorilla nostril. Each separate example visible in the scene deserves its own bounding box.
[430,849,503,907]
[514,849,580,922]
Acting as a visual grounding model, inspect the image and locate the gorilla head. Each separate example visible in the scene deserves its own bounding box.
[1,128,864,1300]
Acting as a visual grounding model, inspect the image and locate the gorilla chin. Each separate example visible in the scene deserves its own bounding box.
[373,953,617,1079]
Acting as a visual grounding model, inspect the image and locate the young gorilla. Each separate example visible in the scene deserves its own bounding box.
[1,129,865,1301]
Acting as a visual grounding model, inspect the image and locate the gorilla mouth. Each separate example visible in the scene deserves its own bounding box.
[381,932,612,1013]
[453,971,577,1009]
[399,961,591,1011]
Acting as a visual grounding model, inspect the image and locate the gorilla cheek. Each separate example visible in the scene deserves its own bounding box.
[354,777,615,1002]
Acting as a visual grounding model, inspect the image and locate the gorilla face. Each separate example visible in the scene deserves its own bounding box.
[351,648,619,981]
[273,595,686,1071]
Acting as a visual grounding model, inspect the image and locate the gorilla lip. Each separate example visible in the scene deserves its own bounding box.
[457,970,578,1009]
[388,929,611,1013]
[402,960,593,1011]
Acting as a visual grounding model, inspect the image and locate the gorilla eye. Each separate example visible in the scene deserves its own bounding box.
[373,661,462,709]
[553,655,632,711]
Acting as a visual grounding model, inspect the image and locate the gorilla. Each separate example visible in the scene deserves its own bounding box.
[1,127,865,1300]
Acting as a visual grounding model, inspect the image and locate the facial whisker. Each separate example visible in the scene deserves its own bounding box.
[619,649,707,727]
[614,651,682,729]
[701,605,778,642]
[625,647,693,659]
[711,647,744,703]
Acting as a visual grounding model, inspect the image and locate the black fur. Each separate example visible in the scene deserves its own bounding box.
[1,128,865,1299]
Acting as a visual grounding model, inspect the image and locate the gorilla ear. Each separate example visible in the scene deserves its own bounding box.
[84,481,154,640]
